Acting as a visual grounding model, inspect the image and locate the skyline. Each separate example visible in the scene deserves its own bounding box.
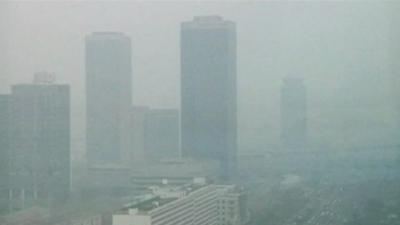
[0,2,400,224]
[0,1,399,154]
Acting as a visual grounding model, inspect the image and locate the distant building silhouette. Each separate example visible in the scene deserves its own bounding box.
[0,95,11,212]
[8,73,70,209]
[181,16,237,180]
[129,106,150,164]
[145,109,179,160]
[128,107,180,163]
[281,77,307,150]
[85,32,132,164]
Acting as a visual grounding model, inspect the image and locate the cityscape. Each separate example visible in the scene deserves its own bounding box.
[0,1,400,225]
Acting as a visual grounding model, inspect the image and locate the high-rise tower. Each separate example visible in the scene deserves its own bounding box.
[9,73,70,207]
[181,16,237,180]
[85,32,132,164]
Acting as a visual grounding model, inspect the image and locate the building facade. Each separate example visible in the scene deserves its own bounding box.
[216,185,250,225]
[113,183,248,225]
[9,74,70,209]
[129,106,150,164]
[181,16,237,180]
[281,77,307,150]
[83,158,219,196]
[85,32,132,164]
[145,109,179,160]
[128,107,179,164]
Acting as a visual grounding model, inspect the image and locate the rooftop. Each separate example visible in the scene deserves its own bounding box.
[182,15,235,29]
[115,182,207,215]
[86,32,130,40]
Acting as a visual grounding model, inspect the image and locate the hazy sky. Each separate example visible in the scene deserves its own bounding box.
[1,1,399,152]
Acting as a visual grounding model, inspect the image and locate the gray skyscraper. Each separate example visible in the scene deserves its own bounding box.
[181,16,237,180]
[85,32,132,164]
[145,109,179,160]
[281,77,307,150]
[9,73,70,208]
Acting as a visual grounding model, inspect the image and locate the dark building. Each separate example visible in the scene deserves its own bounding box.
[85,32,132,164]
[281,77,307,150]
[9,73,70,209]
[181,16,237,180]
[145,109,179,160]
[0,95,11,213]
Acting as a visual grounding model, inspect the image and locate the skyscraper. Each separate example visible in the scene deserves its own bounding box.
[281,77,307,150]
[145,109,179,160]
[85,32,132,164]
[181,16,237,180]
[9,73,70,208]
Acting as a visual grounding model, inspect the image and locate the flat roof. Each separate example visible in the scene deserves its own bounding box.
[182,15,235,29]
[116,183,207,214]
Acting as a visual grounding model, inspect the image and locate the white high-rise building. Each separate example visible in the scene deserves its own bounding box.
[113,183,248,225]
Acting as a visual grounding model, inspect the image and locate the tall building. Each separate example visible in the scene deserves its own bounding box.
[9,73,70,209]
[0,95,11,212]
[281,77,307,150]
[85,32,132,164]
[145,109,179,160]
[181,16,237,180]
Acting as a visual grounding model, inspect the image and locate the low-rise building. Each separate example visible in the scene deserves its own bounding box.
[113,182,248,225]
[129,158,219,194]
[84,158,219,196]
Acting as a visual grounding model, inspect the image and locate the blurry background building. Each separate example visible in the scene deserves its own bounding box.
[85,32,132,165]
[128,106,150,164]
[83,158,219,197]
[181,16,237,181]
[8,73,70,210]
[144,109,179,160]
[281,77,307,150]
